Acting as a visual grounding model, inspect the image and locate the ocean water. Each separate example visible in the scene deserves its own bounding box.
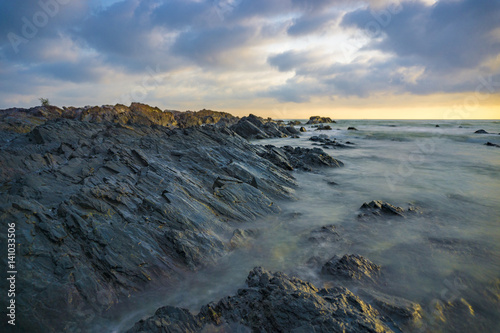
[104,120,500,332]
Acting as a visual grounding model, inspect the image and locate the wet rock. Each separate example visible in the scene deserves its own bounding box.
[358,289,423,328]
[474,129,488,134]
[309,135,352,149]
[258,145,344,171]
[485,142,500,147]
[348,127,358,131]
[1,117,338,332]
[357,200,421,219]
[288,120,302,126]
[315,124,332,130]
[306,116,336,124]
[299,126,306,132]
[230,119,269,140]
[230,114,294,140]
[321,254,381,282]
[229,228,260,249]
[308,224,341,243]
[127,267,393,333]
[435,125,440,127]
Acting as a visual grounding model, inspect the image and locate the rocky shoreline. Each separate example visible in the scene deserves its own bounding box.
[0,104,343,332]
[1,104,498,332]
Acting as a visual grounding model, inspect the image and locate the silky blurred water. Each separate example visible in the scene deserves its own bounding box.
[102,120,500,332]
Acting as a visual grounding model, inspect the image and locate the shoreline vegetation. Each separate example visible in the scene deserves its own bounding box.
[0,104,498,332]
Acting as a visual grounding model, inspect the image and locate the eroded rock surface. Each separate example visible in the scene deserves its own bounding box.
[322,254,381,282]
[127,267,393,333]
[358,200,421,219]
[0,115,343,332]
[230,114,299,140]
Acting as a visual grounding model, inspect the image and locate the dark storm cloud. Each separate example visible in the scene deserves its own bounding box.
[0,0,498,107]
[342,0,500,71]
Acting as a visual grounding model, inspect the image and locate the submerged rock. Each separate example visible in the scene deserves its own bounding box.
[475,129,489,134]
[321,254,381,282]
[315,124,332,130]
[485,142,500,147]
[358,200,421,219]
[127,267,393,333]
[308,224,341,243]
[309,135,353,149]
[348,126,358,131]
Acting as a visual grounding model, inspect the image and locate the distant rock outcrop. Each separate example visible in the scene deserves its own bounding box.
[0,103,240,138]
[306,115,335,124]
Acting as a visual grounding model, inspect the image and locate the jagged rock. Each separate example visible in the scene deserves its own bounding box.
[358,289,423,328]
[308,224,341,243]
[306,116,336,124]
[229,114,296,140]
[258,145,344,171]
[172,109,238,128]
[0,116,344,332]
[358,200,414,219]
[127,267,393,333]
[474,129,488,134]
[321,254,381,282]
[300,126,306,132]
[288,120,302,126]
[230,119,269,139]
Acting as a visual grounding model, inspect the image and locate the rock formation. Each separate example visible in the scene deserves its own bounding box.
[127,267,393,333]
[0,104,343,332]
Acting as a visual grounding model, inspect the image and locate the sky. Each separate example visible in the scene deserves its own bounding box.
[0,0,499,119]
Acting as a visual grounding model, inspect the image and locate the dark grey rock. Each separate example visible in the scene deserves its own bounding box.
[475,129,488,134]
[485,142,500,147]
[321,254,381,282]
[0,115,345,332]
[299,126,306,132]
[306,116,336,124]
[357,200,423,220]
[348,127,358,131]
[127,267,393,333]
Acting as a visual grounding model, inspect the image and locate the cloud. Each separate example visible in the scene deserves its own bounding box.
[342,0,500,71]
[0,0,498,113]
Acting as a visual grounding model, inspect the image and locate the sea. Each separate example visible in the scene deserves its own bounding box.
[104,120,500,332]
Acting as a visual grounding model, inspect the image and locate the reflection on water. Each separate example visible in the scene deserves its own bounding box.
[101,120,500,332]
